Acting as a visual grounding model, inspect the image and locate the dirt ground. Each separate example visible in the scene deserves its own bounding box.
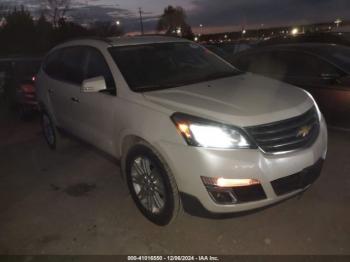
[0,107,349,255]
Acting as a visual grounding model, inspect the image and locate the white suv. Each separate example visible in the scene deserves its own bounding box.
[36,36,328,225]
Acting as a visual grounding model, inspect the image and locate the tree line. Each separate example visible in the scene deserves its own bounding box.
[0,3,194,57]
[0,7,123,57]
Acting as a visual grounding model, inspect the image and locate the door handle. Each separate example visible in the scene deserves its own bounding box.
[71,97,80,103]
[48,88,54,94]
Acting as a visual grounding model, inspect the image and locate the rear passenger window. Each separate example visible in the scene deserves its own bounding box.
[273,51,341,77]
[44,50,63,79]
[86,48,116,92]
[43,47,88,85]
[61,47,88,85]
[235,52,281,75]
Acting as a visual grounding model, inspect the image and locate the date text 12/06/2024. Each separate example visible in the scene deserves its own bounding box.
[127,256,220,261]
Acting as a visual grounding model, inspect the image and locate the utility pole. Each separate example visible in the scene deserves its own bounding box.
[139,7,144,35]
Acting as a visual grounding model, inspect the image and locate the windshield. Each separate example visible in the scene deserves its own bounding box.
[109,42,241,92]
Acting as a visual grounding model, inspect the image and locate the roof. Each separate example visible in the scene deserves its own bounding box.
[107,35,190,46]
[57,35,190,50]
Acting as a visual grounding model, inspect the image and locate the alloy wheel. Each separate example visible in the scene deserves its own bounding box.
[131,156,166,214]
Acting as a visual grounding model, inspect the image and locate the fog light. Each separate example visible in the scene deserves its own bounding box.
[209,190,237,204]
[201,176,260,188]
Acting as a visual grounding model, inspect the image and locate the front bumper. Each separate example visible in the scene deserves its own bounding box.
[156,117,328,214]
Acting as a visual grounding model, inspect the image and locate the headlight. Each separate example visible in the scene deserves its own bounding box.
[171,113,254,149]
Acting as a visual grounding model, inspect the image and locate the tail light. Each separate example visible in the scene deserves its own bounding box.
[20,84,35,93]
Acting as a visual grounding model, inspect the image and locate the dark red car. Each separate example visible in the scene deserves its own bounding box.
[230,43,350,129]
[1,57,42,118]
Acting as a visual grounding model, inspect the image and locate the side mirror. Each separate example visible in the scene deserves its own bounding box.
[320,73,342,84]
[81,76,106,93]
[320,73,341,80]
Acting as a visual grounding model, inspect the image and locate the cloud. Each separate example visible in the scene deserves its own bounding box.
[69,4,159,32]
[0,0,149,31]
[70,5,133,22]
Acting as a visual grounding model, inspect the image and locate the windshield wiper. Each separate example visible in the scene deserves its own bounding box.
[133,83,177,92]
[201,71,241,82]
[133,71,242,92]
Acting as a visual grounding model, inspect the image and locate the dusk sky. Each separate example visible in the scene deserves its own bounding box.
[1,0,350,33]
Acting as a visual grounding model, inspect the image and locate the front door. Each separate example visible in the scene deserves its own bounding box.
[74,47,117,155]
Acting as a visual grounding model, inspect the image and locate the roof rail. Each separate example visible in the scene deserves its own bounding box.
[139,33,182,38]
[59,36,113,45]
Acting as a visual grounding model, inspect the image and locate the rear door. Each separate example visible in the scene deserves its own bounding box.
[43,46,88,132]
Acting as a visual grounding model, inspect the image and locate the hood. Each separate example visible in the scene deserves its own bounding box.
[143,74,314,127]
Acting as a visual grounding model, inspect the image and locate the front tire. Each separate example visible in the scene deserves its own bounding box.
[125,144,182,225]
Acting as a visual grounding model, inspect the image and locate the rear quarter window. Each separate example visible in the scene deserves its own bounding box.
[43,50,63,80]
[43,47,88,85]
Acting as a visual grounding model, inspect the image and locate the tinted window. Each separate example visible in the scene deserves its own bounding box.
[269,51,341,77]
[234,52,285,75]
[109,42,240,92]
[44,50,63,79]
[44,47,87,85]
[235,50,342,78]
[86,48,115,90]
[322,46,350,72]
[61,47,88,85]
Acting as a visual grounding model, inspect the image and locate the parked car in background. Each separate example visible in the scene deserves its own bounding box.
[204,41,253,61]
[0,57,42,118]
[231,43,350,129]
[258,32,350,47]
[36,36,327,225]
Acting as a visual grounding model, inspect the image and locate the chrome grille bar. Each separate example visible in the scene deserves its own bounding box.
[246,107,320,154]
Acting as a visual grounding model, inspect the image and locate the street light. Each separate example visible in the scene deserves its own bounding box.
[334,18,342,28]
[176,27,182,36]
[116,20,120,26]
[291,28,299,36]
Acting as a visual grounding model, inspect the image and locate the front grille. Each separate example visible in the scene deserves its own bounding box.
[233,184,267,203]
[271,159,324,196]
[245,107,320,153]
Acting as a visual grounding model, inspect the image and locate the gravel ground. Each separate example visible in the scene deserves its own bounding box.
[0,107,349,255]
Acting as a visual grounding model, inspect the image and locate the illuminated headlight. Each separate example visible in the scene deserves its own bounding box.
[171,113,254,149]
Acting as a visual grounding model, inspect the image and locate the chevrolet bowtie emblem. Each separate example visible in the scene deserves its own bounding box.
[297,125,312,138]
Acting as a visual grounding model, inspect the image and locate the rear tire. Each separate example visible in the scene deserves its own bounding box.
[41,111,64,150]
[125,143,182,225]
